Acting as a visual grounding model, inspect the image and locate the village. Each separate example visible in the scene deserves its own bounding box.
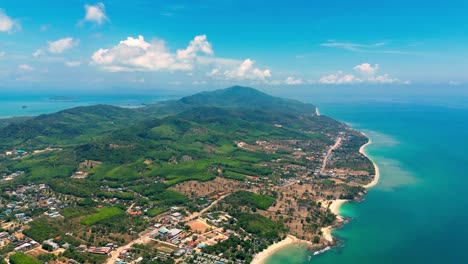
[0,126,374,264]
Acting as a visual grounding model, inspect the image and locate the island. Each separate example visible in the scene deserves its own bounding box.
[0,86,377,264]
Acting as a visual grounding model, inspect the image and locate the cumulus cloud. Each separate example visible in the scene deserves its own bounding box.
[319,63,406,84]
[176,35,213,60]
[92,35,216,72]
[284,76,304,85]
[354,63,379,75]
[48,37,79,54]
[207,59,271,81]
[319,71,357,84]
[91,34,272,82]
[83,2,108,25]
[18,64,34,71]
[0,9,20,33]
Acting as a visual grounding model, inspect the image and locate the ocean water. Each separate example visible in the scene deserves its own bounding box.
[0,93,177,118]
[265,97,468,263]
[2,89,468,263]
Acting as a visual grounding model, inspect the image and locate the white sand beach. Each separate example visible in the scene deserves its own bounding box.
[360,136,380,188]
[251,235,311,264]
[320,199,348,242]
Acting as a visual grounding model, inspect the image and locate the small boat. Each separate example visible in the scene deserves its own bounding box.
[313,246,331,256]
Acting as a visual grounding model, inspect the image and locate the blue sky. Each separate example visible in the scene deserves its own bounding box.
[0,0,467,91]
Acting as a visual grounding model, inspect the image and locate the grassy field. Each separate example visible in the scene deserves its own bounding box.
[80,207,125,226]
[9,252,41,264]
[226,191,275,210]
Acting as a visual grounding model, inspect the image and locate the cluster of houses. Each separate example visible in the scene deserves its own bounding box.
[1,171,24,182]
[0,230,39,253]
[1,184,68,221]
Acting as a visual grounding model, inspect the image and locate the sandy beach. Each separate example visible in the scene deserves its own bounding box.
[253,134,381,261]
[360,136,380,188]
[320,199,348,242]
[251,235,311,264]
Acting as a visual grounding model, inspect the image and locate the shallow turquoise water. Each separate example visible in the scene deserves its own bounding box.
[266,99,468,264]
[2,91,467,263]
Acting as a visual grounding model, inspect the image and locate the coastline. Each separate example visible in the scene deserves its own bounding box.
[360,136,380,188]
[250,235,311,264]
[320,199,348,242]
[321,134,380,243]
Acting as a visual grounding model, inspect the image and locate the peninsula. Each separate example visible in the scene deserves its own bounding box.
[0,86,376,264]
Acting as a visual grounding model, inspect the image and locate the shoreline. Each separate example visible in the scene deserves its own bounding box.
[321,134,380,243]
[250,235,311,264]
[250,134,381,263]
[360,135,380,188]
[320,199,348,242]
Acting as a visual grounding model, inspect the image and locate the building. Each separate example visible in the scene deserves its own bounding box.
[87,246,112,255]
[44,239,59,250]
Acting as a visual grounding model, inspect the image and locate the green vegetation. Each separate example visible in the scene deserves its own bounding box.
[236,212,285,239]
[9,252,41,264]
[80,206,125,226]
[226,191,275,210]
[23,218,61,243]
[0,86,374,259]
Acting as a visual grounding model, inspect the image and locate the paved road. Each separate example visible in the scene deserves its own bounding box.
[320,137,342,174]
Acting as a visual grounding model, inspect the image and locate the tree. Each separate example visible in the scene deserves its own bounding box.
[313,235,320,244]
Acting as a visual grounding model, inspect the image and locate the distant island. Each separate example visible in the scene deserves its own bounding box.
[0,86,377,264]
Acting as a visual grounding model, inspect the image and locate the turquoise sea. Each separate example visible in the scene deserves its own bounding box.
[265,94,468,263]
[0,93,177,118]
[1,89,467,263]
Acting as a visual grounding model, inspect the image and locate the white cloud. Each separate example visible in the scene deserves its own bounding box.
[64,61,81,67]
[0,9,19,33]
[48,37,79,54]
[449,80,461,86]
[367,74,399,84]
[176,35,213,60]
[0,51,5,57]
[284,76,304,85]
[92,35,214,72]
[91,34,272,82]
[33,49,45,57]
[319,71,357,84]
[221,59,271,81]
[18,64,34,71]
[354,63,379,75]
[207,68,220,77]
[83,2,108,25]
[319,63,406,84]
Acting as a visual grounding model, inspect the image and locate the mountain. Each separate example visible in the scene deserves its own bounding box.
[0,105,154,150]
[143,86,317,117]
[180,86,317,114]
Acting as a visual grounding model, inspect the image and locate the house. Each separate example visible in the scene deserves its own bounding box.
[87,246,112,255]
[158,227,169,235]
[44,239,59,250]
[168,228,182,238]
[171,212,182,220]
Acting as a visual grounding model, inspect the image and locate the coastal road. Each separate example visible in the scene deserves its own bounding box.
[320,137,342,174]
